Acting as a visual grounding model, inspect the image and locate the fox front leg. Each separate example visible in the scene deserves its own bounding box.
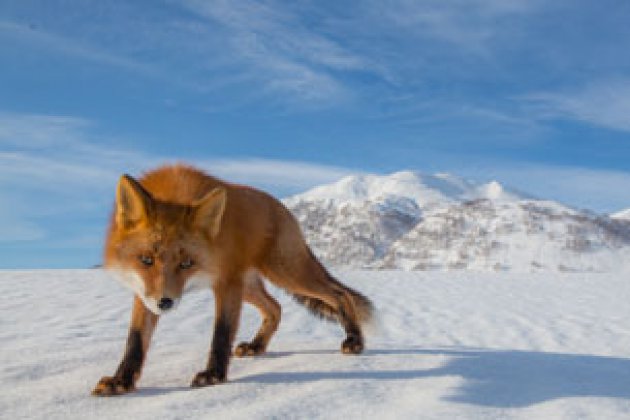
[191,280,243,387]
[92,296,159,396]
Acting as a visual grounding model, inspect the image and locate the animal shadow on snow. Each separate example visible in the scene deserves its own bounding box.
[240,348,630,408]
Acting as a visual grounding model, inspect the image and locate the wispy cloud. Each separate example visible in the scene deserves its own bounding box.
[0,111,355,193]
[0,19,218,93]
[472,163,630,213]
[179,0,376,103]
[0,112,90,148]
[521,79,630,133]
[0,0,576,118]
[0,4,371,106]
[205,158,356,191]
[364,0,540,54]
[0,111,357,242]
[0,113,151,191]
[0,20,151,74]
[186,1,368,70]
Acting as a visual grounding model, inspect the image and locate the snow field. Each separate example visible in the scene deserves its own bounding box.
[2,269,630,419]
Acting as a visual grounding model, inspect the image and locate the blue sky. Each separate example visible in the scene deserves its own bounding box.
[1,0,629,268]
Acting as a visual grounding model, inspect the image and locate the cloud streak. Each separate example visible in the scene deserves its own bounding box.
[3,110,627,246]
[205,158,356,191]
[4,0,626,133]
[178,0,376,103]
[371,0,540,53]
[0,5,367,105]
[521,79,630,133]
[0,112,358,243]
[469,163,630,213]
[0,20,152,74]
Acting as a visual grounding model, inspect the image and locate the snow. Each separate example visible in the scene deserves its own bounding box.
[3,269,630,419]
[474,180,524,202]
[612,209,630,221]
[383,199,630,272]
[284,170,526,209]
[285,171,630,272]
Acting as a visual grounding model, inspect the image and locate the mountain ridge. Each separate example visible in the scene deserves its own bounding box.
[284,171,630,272]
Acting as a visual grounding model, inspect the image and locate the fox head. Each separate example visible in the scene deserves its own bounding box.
[106,174,226,315]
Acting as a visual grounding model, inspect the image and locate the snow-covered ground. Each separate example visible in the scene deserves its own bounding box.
[2,269,630,419]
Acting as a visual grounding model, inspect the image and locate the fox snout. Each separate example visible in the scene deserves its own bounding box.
[157,297,174,311]
[143,294,180,315]
[112,269,182,314]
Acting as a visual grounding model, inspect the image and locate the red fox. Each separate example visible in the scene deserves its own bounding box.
[92,164,373,396]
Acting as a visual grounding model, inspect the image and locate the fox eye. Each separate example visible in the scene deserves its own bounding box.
[179,258,194,270]
[139,255,154,267]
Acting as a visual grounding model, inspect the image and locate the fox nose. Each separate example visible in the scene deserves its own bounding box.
[158,297,174,311]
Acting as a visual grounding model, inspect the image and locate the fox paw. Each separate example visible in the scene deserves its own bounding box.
[92,376,135,396]
[341,335,364,355]
[234,341,266,357]
[191,369,226,388]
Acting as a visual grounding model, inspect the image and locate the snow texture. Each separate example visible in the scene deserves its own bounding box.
[285,171,630,272]
[2,269,630,419]
[612,208,630,221]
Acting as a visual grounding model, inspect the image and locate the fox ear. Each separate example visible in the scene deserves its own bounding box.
[116,174,153,229]
[192,187,227,238]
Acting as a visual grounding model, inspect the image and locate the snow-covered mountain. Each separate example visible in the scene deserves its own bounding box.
[284,171,630,272]
[611,208,630,221]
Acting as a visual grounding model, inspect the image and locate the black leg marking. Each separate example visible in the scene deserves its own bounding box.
[191,316,233,387]
[115,329,144,387]
[92,329,144,396]
[338,306,364,354]
[209,316,231,380]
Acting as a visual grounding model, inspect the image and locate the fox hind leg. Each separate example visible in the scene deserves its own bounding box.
[262,247,371,354]
[234,273,281,357]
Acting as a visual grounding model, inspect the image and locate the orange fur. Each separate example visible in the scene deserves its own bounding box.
[94,164,373,396]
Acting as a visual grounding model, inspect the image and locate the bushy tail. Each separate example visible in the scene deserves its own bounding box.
[292,294,338,322]
[285,248,374,327]
[292,279,374,326]
[347,287,375,325]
